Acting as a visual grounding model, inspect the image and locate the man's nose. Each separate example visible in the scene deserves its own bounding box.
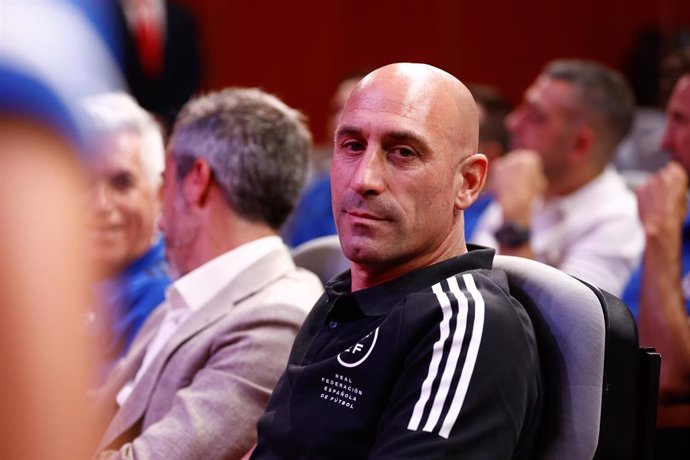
[91,183,113,211]
[350,148,385,195]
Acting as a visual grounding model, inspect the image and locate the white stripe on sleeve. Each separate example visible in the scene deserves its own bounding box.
[407,281,454,431]
[438,273,485,438]
[422,275,469,432]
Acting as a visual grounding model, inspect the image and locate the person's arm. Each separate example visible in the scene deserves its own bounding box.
[489,150,545,258]
[637,162,690,401]
[97,302,308,460]
[368,274,542,459]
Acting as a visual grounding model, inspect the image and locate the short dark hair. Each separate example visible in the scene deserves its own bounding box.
[169,88,312,230]
[661,46,690,106]
[544,59,635,156]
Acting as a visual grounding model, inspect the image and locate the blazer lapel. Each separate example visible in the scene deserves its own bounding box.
[99,245,296,450]
[93,305,166,416]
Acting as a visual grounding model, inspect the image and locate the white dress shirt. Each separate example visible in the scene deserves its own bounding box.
[116,236,284,405]
[473,167,644,296]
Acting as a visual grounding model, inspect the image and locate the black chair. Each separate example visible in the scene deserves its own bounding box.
[494,255,660,460]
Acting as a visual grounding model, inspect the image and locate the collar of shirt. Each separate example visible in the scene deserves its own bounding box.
[166,235,284,315]
[325,245,495,318]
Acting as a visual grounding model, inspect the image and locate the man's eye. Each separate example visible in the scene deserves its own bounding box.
[390,146,417,159]
[342,140,365,152]
[671,111,688,125]
[110,173,135,191]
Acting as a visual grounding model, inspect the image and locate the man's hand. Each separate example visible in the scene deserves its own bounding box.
[489,149,546,225]
[637,161,688,255]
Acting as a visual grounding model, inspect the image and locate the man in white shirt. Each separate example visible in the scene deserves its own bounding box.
[472,59,643,295]
[93,88,324,459]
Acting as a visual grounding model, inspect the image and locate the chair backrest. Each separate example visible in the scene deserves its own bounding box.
[291,235,350,286]
[494,255,660,460]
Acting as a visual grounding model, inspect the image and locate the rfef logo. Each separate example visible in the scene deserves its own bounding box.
[337,327,379,368]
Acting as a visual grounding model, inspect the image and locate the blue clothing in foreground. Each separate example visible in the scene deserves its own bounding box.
[95,239,170,365]
[622,212,690,318]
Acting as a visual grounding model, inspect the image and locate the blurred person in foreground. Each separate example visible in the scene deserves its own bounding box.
[0,0,126,457]
[93,87,323,459]
[83,92,170,371]
[0,62,101,460]
[473,59,643,296]
[252,63,542,459]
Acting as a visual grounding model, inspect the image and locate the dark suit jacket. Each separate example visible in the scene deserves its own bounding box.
[115,1,202,129]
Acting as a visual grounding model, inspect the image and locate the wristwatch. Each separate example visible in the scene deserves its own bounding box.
[494,221,530,248]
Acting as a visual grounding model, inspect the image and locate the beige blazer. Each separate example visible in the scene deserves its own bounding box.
[94,245,324,459]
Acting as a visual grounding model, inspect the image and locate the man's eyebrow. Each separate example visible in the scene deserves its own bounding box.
[384,130,431,154]
[385,130,424,144]
[335,126,430,151]
[335,126,425,142]
[334,126,362,138]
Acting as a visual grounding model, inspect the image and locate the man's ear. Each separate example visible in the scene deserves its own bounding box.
[182,158,213,206]
[455,153,488,211]
[569,123,595,165]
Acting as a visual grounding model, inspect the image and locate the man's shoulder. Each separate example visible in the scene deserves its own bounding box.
[222,247,324,319]
[251,265,324,315]
[400,267,522,324]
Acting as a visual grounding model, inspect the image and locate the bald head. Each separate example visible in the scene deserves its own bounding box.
[331,62,487,289]
[344,63,479,162]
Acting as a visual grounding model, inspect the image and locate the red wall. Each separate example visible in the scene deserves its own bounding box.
[176,0,690,144]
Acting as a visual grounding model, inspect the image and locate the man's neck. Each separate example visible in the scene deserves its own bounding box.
[189,217,277,275]
[545,165,605,200]
[350,241,468,292]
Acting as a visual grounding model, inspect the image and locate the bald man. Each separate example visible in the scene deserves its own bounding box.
[252,63,542,459]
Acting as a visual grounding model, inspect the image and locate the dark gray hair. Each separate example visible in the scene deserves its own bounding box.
[544,59,634,156]
[168,88,312,230]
